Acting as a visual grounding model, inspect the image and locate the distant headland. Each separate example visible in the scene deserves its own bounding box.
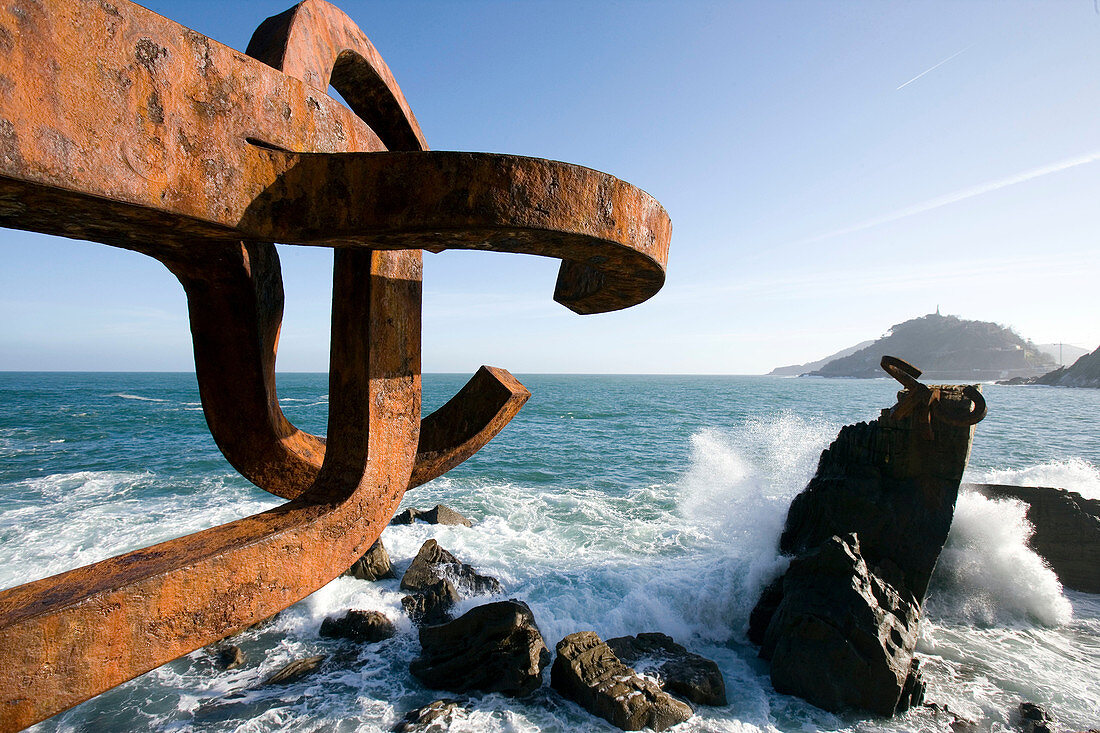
[999,345,1100,388]
[771,312,1061,381]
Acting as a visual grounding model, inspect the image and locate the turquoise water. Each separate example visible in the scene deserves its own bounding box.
[1,373,1097,731]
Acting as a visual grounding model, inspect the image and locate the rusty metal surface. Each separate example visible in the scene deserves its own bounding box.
[881,355,987,440]
[0,0,671,729]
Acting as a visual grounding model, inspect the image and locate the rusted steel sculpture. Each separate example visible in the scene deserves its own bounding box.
[881,356,986,440]
[0,1,671,728]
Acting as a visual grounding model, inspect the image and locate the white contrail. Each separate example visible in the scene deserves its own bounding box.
[799,149,1100,246]
[896,46,972,90]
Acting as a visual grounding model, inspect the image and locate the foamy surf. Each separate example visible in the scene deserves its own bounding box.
[4,373,1097,732]
[973,457,1100,500]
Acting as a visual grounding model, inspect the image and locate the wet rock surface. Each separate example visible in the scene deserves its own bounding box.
[402,578,460,626]
[777,390,978,601]
[213,644,245,671]
[760,534,923,716]
[750,383,978,717]
[410,599,549,697]
[344,538,397,581]
[551,631,693,731]
[319,609,395,644]
[606,632,726,706]
[391,504,473,527]
[400,539,502,596]
[1019,702,1054,733]
[262,654,325,686]
[395,699,467,731]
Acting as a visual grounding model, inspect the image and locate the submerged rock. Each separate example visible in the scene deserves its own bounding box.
[319,610,395,644]
[422,505,474,527]
[410,600,549,697]
[395,699,467,731]
[606,632,727,706]
[400,539,502,596]
[402,578,460,626]
[344,539,397,581]
[1019,702,1054,733]
[760,534,923,716]
[924,702,981,733]
[391,504,474,527]
[263,654,325,686]
[213,644,245,671]
[551,631,693,731]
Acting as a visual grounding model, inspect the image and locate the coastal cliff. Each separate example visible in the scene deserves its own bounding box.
[1030,345,1100,388]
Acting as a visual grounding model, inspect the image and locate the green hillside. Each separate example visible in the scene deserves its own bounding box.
[807,313,1056,380]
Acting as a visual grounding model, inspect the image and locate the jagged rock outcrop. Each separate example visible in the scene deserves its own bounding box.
[760,534,924,715]
[1031,345,1100,388]
[778,386,978,600]
[806,313,1053,380]
[344,539,397,581]
[391,504,474,527]
[1019,702,1054,733]
[968,484,1100,594]
[401,539,502,596]
[396,699,467,731]
[551,631,693,731]
[606,632,726,706]
[402,578,460,626]
[409,600,549,697]
[319,610,395,644]
[750,376,979,716]
[263,655,325,686]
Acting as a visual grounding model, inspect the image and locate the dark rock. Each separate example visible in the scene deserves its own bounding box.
[390,505,473,527]
[898,658,926,712]
[319,609,395,644]
[344,539,397,581]
[391,508,420,525]
[606,632,726,706]
[400,539,502,596]
[1019,702,1054,733]
[748,380,979,717]
[402,578,460,626]
[746,577,783,647]
[410,599,549,697]
[213,644,245,671]
[924,702,981,733]
[761,534,922,716]
[395,699,466,732]
[262,654,325,686]
[968,484,1100,594]
[551,631,693,731]
[777,386,978,600]
[421,504,473,527]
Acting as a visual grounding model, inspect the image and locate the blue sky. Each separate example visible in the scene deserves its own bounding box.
[2,1,1098,373]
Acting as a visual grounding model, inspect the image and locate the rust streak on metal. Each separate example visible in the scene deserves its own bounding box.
[0,0,672,729]
[881,355,987,440]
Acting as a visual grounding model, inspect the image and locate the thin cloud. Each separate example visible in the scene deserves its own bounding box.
[798,149,1100,246]
[896,45,972,90]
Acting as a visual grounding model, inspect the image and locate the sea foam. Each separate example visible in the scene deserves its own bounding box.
[929,490,1072,627]
[973,457,1100,500]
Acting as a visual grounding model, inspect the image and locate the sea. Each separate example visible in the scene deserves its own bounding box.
[1,373,1097,732]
